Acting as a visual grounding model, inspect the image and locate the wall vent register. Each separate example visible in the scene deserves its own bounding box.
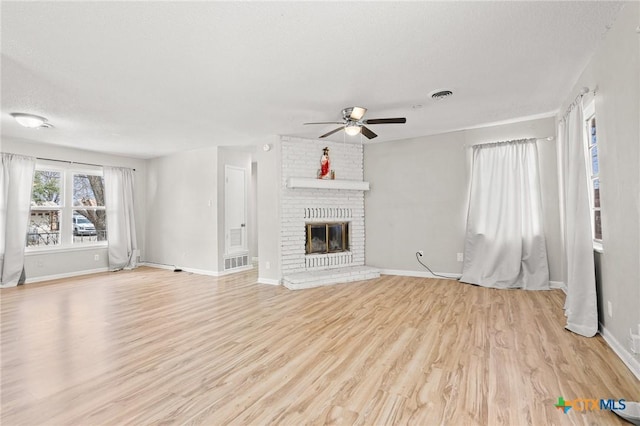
[224,254,248,270]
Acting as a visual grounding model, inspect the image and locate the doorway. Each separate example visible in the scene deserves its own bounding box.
[224,165,247,256]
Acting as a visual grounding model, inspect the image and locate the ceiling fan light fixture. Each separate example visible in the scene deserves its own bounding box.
[10,112,48,128]
[307,106,405,139]
[345,122,361,136]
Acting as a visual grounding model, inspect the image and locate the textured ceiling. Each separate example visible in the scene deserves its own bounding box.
[1,1,624,159]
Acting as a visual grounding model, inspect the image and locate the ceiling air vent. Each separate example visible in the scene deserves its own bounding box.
[430,89,453,100]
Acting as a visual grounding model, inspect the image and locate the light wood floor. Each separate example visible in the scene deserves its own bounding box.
[1,267,638,425]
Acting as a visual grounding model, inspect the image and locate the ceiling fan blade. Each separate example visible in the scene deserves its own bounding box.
[304,121,344,125]
[361,126,378,139]
[319,127,344,138]
[363,117,407,125]
[350,107,367,121]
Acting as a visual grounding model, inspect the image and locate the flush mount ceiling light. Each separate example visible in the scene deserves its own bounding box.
[429,89,454,101]
[10,112,52,128]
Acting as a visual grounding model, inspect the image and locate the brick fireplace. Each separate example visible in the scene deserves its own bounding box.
[280,136,380,289]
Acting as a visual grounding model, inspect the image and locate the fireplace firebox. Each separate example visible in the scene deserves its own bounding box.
[306,222,349,254]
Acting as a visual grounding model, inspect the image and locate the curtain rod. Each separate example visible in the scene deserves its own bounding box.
[561,86,594,120]
[463,136,554,150]
[36,156,136,171]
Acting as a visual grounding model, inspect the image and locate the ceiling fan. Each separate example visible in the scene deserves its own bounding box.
[304,107,406,140]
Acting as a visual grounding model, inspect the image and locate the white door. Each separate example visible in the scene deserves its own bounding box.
[225,165,247,254]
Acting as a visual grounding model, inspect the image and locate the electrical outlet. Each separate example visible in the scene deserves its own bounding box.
[417,250,424,256]
[94,254,99,261]
[265,261,270,270]
[457,252,464,262]
[607,301,613,318]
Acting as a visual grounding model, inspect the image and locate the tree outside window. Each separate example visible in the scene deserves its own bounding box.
[28,171,62,247]
[27,165,107,248]
[73,174,107,242]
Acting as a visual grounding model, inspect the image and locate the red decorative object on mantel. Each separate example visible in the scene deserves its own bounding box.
[318,147,331,179]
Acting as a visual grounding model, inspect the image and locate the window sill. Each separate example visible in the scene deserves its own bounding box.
[593,241,604,254]
[25,243,108,256]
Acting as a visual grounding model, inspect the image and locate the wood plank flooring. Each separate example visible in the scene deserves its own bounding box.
[1,267,638,425]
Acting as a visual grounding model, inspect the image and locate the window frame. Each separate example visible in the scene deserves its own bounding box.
[27,161,107,252]
[582,100,603,251]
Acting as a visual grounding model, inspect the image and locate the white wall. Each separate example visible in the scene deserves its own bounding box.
[559,1,639,364]
[144,142,278,280]
[248,161,258,260]
[145,146,219,272]
[364,117,562,281]
[1,138,146,281]
[255,136,281,284]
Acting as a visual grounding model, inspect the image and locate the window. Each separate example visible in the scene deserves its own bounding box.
[583,101,602,244]
[28,162,107,249]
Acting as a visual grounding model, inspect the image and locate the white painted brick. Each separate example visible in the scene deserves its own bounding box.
[280,136,367,278]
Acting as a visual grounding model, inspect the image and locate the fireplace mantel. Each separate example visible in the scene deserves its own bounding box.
[286,177,370,191]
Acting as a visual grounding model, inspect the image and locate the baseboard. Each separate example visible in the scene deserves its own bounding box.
[142,262,175,270]
[599,323,640,381]
[382,271,567,290]
[257,277,281,285]
[142,262,253,277]
[179,266,222,277]
[25,267,110,284]
[380,268,462,280]
[217,265,254,276]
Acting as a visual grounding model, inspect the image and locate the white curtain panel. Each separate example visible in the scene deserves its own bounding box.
[0,153,36,287]
[461,139,550,290]
[558,104,598,337]
[104,166,138,271]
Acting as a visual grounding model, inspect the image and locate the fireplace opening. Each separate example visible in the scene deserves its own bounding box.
[306,222,349,255]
